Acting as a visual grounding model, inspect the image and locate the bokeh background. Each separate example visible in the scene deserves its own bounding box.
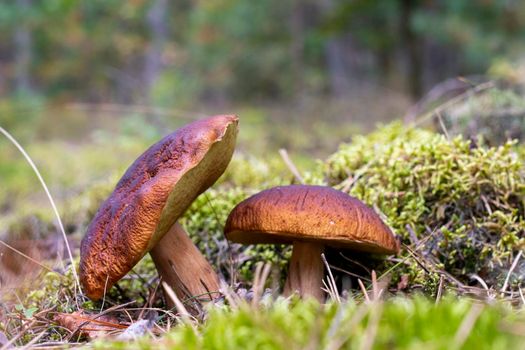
[2,1,525,138]
[2,0,525,286]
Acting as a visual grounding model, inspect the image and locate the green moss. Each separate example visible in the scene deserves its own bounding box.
[324,122,525,291]
[218,154,290,188]
[181,187,291,284]
[17,267,79,314]
[88,297,525,349]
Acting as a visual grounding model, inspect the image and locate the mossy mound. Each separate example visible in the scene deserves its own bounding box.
[442,87,525,145]
[324,123,525,291]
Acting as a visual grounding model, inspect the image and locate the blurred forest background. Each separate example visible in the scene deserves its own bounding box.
[2,0,525,241]
[4,4,525,346]
[2,0,525,138]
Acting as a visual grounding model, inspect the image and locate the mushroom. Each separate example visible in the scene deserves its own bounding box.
[224,185,399,301]
[80,115,238,308]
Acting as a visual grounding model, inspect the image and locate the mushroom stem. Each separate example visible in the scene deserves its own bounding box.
[283,241,325,301]
[150,223,221,310]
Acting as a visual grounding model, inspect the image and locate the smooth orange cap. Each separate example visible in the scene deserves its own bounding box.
[224,185,399,254]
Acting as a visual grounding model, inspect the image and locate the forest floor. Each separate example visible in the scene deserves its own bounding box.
[1,83,525,349]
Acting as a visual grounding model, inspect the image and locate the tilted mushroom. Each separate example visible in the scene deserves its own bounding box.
[80,115,238,308]
[224,185,399,301]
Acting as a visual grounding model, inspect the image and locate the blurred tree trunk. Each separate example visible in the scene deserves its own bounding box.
[325,39,352,97]
[14,0,32,95]
[377,42,393,85]
[144,0,168,104]
[320,0,351,98]
[290,0,305,101]
[399,0,422,100]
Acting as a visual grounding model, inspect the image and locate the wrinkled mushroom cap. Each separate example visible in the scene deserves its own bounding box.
[80,115,238,300]
[224,185,399,254]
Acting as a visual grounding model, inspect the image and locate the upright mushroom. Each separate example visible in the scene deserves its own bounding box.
[224,185,399,301]
[80,115,238,307]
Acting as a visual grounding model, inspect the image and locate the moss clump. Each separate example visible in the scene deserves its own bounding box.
[218,154,290,188]
[24,270,79,313]
[91,297,524,350]
[324,123,525,291]
[181,187,291,284]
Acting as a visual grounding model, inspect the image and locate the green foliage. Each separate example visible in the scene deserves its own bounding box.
[5,0,525,104]
[321,0,399,52]
[90,297,525,349]
[324,123,525,290]
[21,268,79,314]
[413,1,525,70]
[218,154,288,188]
[181,187,291,283]
[187,0,293,100]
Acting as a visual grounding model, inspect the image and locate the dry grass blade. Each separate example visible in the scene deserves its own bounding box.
[339,253,372,275]
[0,320,36,350]
[339,165,370,193]
[321,280,332,299]
[435,111,450,139]
[323,305,369,350]
[278,148,304,184]
[405,224,420,246]
[328,264,371,282]
[321,254,340,303]
[500,250,522,297]
[357,279,370,303]
[161,282,192,324]
[452,303,483,348]
[138,284,160,320]
[252,262,272,306]
[219,280,242,309]
[18,329,47,350]
[0,126,81,301]
[371,271,389,302]
[371,271,379,301]
[359,303,383,350]
[470,274,489,291]
[99,275,110,313]
[469,274,495,299]
[435,275,444,304]
[412,81,495,127]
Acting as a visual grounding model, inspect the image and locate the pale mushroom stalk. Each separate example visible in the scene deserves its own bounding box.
[150,223,220,308]
[283,241,324,300]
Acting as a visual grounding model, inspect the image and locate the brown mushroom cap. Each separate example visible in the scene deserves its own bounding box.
[80,115,238,300]
[224,185,399,254]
